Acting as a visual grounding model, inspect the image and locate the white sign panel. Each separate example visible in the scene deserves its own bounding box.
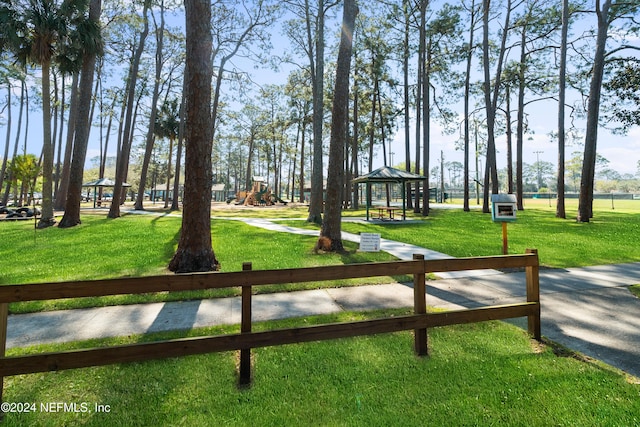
[491,194,517,222]
[359,233,381,252]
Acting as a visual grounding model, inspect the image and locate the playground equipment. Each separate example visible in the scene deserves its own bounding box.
[226,177,288,206]
[245,177,271,206]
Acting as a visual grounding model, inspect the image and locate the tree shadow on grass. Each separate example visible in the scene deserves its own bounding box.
[147,213,182,261]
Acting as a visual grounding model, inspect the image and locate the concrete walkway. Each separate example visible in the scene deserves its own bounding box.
[427,263,640,378]
[233,217,499,278]
[5,216,640,379]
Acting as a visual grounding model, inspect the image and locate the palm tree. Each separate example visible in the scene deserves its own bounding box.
[58,0,103,228]
[154,98,180,209]
[52,33,85,212]
[6,0,89,228]
[0,2,24,52]
[23,0,64,227]
[8,154,40,205]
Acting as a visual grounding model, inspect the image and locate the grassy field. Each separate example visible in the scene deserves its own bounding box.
[0,213,401,313]
[1,198,638,312]
[1,201,639,426]
[2,311,640,426]
[278,198,640,268]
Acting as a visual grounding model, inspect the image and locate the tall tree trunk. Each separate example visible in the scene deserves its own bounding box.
[171,91,186,211]
[403,0,413,210]
[164,137,174,208]
[245,130,255,191]
[377,75,392,207]
[53,72,60,197]
[368,63,378,164]
[414,0,425,213]
[109,0,150,218]
[3,80,24,205]
[271,107,279,197]
[505,87,514,194]
[54,72,79,211]
[351,58,359,209]
[59,0,102,227]
[136,0,166,211]
[55,72,67,200]
[318,0,357,252]
[38,61,56,228]
[578,0,611,222]
[100,86,116,180]
[291,123,299,201]
[463,0,476,212]
[307,0,325,224]
[169,0,218,272]
[421,40,431,217]
[0,80,11,196]
[516,22,526,210]
[299,117,306,203]
[343,124,350,209]
[366,71,375,209]
[556,0,569,219]
[481,0,509,213]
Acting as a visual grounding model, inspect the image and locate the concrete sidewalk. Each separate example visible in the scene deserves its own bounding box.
[7,264,640,378]
[6,284,413,348]
[5,216,640,380]
[235,217,499,278]
[427,263,640,378]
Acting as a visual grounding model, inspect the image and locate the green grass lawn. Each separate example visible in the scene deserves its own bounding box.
[1,203,639,426]
[278,198,640,268]
[0,213,402,313]
[2,312,639,426]
[2,199,639,312]
[343,208,639,267]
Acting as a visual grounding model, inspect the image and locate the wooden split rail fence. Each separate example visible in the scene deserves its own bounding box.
[0,249,540,399]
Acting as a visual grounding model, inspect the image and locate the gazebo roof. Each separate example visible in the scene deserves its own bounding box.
[82,178,130,187]
[352,166,426,222]
[352,166,426,183]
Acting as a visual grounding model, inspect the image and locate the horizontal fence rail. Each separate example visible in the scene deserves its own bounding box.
[0,249,540,400]
[0,254,538,303]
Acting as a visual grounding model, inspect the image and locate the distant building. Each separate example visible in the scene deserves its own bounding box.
[211,184,227,201]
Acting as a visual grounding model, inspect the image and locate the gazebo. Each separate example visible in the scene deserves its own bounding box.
[352,166,426,221]
[82,178,131,208]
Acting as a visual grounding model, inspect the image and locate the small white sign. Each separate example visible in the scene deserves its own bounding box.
[491,194,517,222]
[359,233,381,252]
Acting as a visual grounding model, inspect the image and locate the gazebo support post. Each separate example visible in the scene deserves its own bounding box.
[366,183,370,221]
[401,180,406,220]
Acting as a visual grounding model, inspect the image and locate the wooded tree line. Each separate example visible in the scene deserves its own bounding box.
[0,0,639,264]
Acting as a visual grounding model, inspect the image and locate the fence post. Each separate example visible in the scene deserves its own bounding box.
[0,302,8,417]
[239,262,252,386]
[525,249,541,341]
[413,254,428,356]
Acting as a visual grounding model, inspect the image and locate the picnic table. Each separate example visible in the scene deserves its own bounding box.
[376,206,402,221]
